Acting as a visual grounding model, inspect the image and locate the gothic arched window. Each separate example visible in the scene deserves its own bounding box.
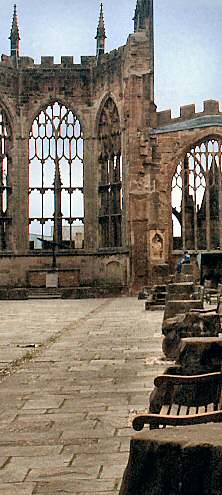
[0,107,12,250]
[172,137,222,251]
[98,98,122,247]
[29,102,84,249]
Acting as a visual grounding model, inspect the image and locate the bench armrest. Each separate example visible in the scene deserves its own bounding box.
[154,372,222,388]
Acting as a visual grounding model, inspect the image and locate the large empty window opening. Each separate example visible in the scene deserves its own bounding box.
[172,138,222,251]
[29,102,84,249]
[0,107,11,250]
[98,97,122,248]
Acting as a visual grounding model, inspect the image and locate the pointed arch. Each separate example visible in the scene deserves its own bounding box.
[97,97,122,248]
[28,101,84,249]
[95,93,122,135]
[172,136,222,251]
[27,98,86,139]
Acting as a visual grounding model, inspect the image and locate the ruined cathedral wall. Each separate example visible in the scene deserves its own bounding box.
[0,50,131,288]
[0,48,128,251]
[149,100,222,274]
[0,252,129,289]
[0,21,160,290]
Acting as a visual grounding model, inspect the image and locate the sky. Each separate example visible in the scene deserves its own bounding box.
[0,0,222,116]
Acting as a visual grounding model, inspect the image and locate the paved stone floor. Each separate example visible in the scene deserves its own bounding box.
[0,297,166,494]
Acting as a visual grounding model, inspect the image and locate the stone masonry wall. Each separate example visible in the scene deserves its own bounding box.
[150,120,222,273]
[0,252,129,288]
[1,22,222,290]
[0,27,153,290]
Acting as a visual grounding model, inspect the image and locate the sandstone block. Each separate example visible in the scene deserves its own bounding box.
[162,310,220,359]
[164,299,203,321]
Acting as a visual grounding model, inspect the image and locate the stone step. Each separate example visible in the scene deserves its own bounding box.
[150,296,166,303]
[28,294,62,299]
[28,288,62,299]
[145,301,165,311]
[149,305,165,311]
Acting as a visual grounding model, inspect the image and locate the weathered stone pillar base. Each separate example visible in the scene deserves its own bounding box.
[119,424,222,495]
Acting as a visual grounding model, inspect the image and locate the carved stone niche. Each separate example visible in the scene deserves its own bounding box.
[150,231,165,263]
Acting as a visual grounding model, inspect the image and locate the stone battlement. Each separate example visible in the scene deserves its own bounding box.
[157,100,222,127]
[0,45,125,71]
[1,54,97,70]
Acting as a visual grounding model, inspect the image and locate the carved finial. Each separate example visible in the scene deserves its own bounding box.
[9,4,20,58]
[95,3,107,60]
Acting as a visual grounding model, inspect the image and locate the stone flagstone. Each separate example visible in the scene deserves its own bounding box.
[0,297,165,493]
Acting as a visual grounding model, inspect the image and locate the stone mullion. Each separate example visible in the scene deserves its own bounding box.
[108,155,111,246]
[84,132,97,250]
[205,149,211,249]
[116,153,121,183]
[41,141,44,240]
[218,145,222,248]
[0,154,4,249]
[193,160,198,251]
[98,148,105,248]
[5,149,13,251]
[182,160,186,250]
[69,149,72,246]
[53,152,62,246]
[14,135,29,253]
[108,188,112,247]
[121,126,127,249]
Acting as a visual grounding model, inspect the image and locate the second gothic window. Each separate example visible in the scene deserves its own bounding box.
[29,101,84,249]
[172,137,222,251]
[98,97,122,248]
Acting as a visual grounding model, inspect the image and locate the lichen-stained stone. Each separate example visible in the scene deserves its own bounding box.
[163,299,203,321]
[119,424,222,495]
[178,337,222,373]
[162,310,220,359]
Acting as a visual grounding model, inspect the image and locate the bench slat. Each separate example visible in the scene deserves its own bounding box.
[207,403,215,412]
[160,405,171,415]
[132,410,222,431]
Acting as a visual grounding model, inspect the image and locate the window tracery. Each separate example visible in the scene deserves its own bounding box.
[172,137,222,251]
[29,102,84,249]
[0,107,11,250]
[98,97,122,248]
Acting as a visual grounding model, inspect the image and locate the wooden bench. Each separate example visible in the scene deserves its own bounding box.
[132,371,222,431]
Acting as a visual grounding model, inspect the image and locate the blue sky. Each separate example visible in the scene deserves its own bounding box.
[1,0,222,115]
